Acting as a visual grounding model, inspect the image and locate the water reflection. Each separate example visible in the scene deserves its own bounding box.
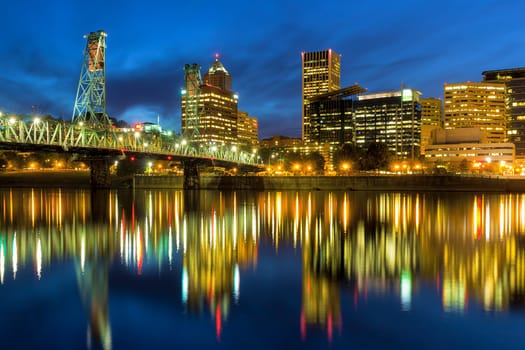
[0,189,525,348]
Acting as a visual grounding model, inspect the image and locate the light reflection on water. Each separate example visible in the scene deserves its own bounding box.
[0,189,524,349]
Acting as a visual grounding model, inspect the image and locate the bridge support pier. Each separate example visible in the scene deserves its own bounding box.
[90,159,111,188]
[183,160,200,190]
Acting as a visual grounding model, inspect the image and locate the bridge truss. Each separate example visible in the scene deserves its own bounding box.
[181,63,204,141]
[0,116,259,166]
[72,30,112,128]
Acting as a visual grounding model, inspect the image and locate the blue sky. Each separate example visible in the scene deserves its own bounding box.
[1,0,524,138]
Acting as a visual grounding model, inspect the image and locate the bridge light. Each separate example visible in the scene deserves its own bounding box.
[181,140,187,146]
[8,117,16,125]
[143,143,148,147]
[134,131,141,138]
[79,121,84,127]
[33,117,41,124]
[118,136,123,142]
[231,146,237,152]
[211,146,217,152]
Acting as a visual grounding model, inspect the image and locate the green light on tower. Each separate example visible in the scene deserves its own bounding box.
[402,89,413,102]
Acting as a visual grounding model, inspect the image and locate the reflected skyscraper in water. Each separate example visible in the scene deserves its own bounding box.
[181,191,259,341]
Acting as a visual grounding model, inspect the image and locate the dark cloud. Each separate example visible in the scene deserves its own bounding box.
[108,59,183,118]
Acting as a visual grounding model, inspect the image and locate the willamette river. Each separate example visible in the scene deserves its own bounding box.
[0,188,524,349]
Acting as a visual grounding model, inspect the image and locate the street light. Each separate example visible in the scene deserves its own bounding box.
[340,162,350,174]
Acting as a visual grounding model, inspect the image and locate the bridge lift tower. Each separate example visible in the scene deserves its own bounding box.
[181,63,203,141]
[72,30,112,128]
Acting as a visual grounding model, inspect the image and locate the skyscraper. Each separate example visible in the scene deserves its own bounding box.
[444,82,506,143]
[483,68,525,156]
[301,49,340,143]
[203,53,232,92]
[354,89,422,160]
[307,85,365,145]
[181,55,238,145]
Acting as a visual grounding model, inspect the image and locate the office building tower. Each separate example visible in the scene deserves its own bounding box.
[302,49,340,143]
[420,98,443,154]
[203,53,232,91]
[181,55,238,145]
[307,85,365,145]
[444,82,506,143]
[483,68,525,156]
[354,89,422,160]
[237,111,259,147]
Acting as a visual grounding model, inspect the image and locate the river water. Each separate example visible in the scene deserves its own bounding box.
[0,188,524,349]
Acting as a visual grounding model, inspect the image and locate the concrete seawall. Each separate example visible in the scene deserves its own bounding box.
[133,174,525,192]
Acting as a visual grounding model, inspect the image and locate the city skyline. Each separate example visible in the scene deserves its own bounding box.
[1,0,524,138]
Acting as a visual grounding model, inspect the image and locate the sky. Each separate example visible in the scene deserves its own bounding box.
[1,0,525,139]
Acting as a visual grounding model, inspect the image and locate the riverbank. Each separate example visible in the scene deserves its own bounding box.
[2,171,525,192]
[0,170,92,188]
[134,174,525,192]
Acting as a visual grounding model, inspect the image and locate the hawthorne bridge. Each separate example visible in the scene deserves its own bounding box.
[0,30,262,188]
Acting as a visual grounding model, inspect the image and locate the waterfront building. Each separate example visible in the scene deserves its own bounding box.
[305,86,421,164]
[354,89,422,160]
[444,82,506,143]
[308,85,365,146]
[301,49,341,143]
[420,98,443,155]
[181,55,239,145]
[483,68,525,157]
[237,111,259,147]
[424,127,515,170]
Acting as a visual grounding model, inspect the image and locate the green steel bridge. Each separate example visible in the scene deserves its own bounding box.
[0,116,262,188]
